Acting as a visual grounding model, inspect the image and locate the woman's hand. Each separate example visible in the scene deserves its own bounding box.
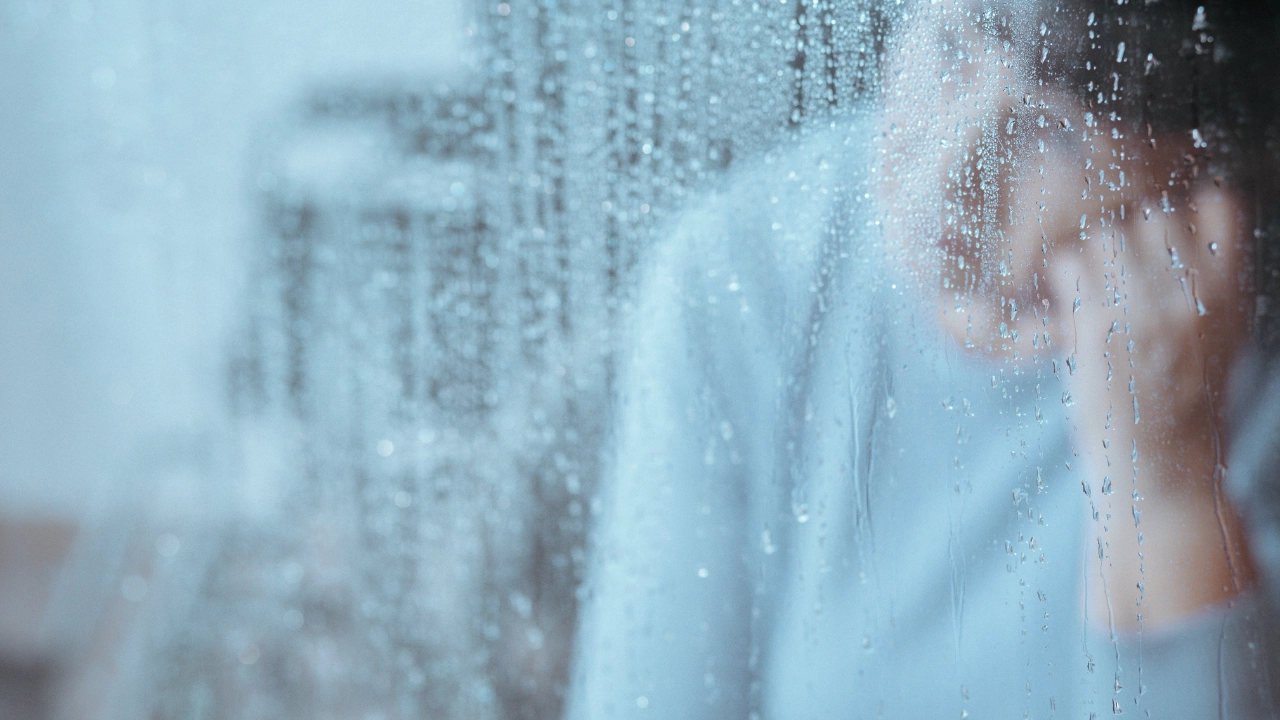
[879,0,1257,631]
[1036,158,1256,629]
[995,130,1256,630]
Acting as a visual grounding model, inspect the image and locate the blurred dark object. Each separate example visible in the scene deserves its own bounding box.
[0,519,77,720]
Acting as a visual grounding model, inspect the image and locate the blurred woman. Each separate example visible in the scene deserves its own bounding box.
[569,0,1280,717]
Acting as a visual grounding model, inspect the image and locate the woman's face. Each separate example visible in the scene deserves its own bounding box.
[878,0,1247,386]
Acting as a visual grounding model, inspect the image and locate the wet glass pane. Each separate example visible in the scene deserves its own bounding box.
[3,0,1280,718]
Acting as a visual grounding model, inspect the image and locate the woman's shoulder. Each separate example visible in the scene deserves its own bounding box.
[640,111,884,334]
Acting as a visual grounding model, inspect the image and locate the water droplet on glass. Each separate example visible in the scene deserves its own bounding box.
[1193,5,1209,29]
[155,534,180,558]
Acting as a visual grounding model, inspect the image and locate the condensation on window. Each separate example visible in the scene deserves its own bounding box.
[4,0,1280,719]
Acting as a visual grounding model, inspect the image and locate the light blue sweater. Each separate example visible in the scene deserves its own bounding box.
[568,113,1280,720]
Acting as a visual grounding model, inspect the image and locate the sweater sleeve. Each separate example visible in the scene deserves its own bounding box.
[564,205,778,720]
[565,122,874,720]
[1228,353,1280,615]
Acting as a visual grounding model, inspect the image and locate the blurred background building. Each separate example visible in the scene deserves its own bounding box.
[0,0,887,716]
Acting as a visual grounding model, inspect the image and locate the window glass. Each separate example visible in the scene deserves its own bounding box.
[4,0,1280,718]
